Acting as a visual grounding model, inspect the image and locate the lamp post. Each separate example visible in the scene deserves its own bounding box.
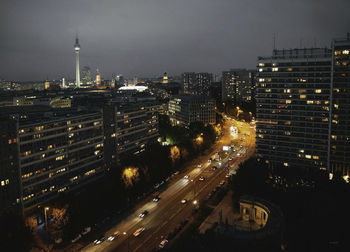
[44,207,49,232]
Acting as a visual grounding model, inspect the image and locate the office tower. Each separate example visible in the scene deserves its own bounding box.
[81,66,92,85]
[330,36,350,177]
[115,75,124,86]
[74,36,81,88]
[96,70,101,86]
[1,110,104,213]
[256,47,333,172]
[168,94,216,126]
[162,72,169,84]
[61,77,66,88]
[182,72,196,94]
[222,69,255,103]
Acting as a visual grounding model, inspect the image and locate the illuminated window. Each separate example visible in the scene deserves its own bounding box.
[300,95,306,99]
[342,50,349,55]
[299,149,304,153]
[265,89,271,93]
[334,104,339,109]
[286,100,292,104]
[287,68,293,71]
[56,155,65,161]
[258,63,265,67]
[307,100,314,104]
[35,126,44,131]
[331,135,337,140]
[259,68,263,72]
[259,78,265,82]
[85,169,96,176]
[284,121,291,125]
[315,89,322,93]
[322,118,329,122]
[260,83,266,87]
[284,131,291,136]
[313,156,319,160]
[266,78,272,82]
[284,89,291,93]
[305,155,311,159]
[272,67,279,72]
[324,101,329,105]
[333,88,340,93]
[93,121,101,126]
[334,50,341,55]
[283,163,289,167]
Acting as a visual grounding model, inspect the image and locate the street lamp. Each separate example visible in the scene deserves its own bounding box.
[44,207,49,232]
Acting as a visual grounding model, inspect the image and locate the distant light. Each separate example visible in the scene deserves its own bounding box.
[118,86,148,92]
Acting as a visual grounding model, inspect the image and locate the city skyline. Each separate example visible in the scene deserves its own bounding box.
[1,0,350,81]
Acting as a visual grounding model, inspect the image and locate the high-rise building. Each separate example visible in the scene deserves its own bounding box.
[182,72,213,95]
[222,69,255,103]
[44,80,50,90]
[256,35,350,178]
[81,66,92,85]
[74,37,81,88]
[168,95,216,126]
[330,36,350,177]
[182,72,196,94]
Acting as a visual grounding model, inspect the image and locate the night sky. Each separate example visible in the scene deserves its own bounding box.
[1,0,349,81]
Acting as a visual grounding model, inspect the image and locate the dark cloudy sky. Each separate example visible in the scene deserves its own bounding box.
[1,0,349,81]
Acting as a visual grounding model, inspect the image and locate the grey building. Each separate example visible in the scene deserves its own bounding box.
[168,95,216,126]
[256,35,350,178]
[182,72,213,95]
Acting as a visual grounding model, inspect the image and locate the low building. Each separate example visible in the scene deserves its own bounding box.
[104,99,159,168]
[168,94,216,126]
[0,109,104,213]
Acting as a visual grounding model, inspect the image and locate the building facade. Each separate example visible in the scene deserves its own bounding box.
[168,95,216,126]
[256,35,350,178]
[104,100,159,167]
[1,110,104,213]
[222,69,255,103]
[182,72,213,95]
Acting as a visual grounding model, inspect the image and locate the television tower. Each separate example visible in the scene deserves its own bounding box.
[74,36,81,88]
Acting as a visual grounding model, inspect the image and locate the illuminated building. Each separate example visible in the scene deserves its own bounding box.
[1,109,104,212]
[0,118,22,214]
[74,36,81,88]
[182,72,213,95]
[330,35,350,177]
[95,70,101,86]
[162,72,169,84]
[256,36,350,177]
[168,95,216,126]
[44,80,50,90]
[222,69,255,103]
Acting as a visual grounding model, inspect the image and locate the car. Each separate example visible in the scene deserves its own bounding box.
[174,171,179,175]
[218,162,222,166]
[225,174,230,178]
[113,231,120,237]
[139,210,149,218]
[107,235,115,242]
[154,183,160,189]
[153,195,161,202]
[133,227,145,237]
[181,199,187,204]
[197,164,202,168]
[237,153,241,157]
[94,236,105,245]
[220,180,226,186]
[208,158,212,163]
[71,234,82,243]
[159,239,169,248]
[212,166,217,170]
[184,175,189,179]
[199,176,205,181]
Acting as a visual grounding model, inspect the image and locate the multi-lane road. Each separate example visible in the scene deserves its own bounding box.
[80,118,255,252]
